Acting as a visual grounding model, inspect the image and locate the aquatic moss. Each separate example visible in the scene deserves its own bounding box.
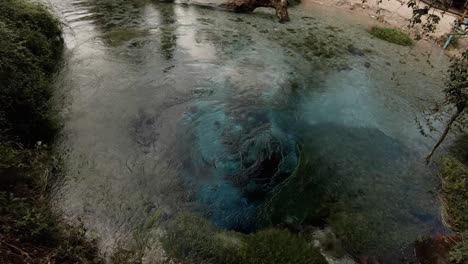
[369,26,413,46]
[161,214,327,264]
[161,214,245,264]
[0,0,63,144]
[259,124,430,256]
[243,229,326,264]
[328,210,405,256]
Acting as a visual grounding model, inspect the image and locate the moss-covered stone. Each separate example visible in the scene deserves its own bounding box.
[369,26,413,46]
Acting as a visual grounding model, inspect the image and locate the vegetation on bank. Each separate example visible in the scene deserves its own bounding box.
[161,214,327,264]
[439,157,468,232]
[0,0,101,263]
[439,137,468,263]
[369,26,413,46]
[0,144,102,264]
[0,0,63,144]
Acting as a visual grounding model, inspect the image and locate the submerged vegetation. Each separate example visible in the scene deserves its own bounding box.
[161,214,327,264]
[0,0,101,263]
[103,27,148,46]
[369,26,413,46]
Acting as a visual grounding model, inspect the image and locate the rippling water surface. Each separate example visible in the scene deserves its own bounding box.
[48,0,451,260]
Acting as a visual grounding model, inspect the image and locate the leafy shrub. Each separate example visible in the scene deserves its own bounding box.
[0,0,63,144]
[369,26,413,46]
[0,2,102,263]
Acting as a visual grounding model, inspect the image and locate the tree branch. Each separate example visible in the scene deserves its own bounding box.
[426,106,465,163]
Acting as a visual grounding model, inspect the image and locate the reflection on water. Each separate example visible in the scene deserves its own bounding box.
[49,0,450,260]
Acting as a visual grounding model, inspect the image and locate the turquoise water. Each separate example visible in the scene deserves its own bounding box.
[48,0,452,260]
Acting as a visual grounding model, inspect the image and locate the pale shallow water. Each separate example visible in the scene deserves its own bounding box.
[47,0,452,261]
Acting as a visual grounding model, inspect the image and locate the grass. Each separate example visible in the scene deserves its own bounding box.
[369,26,413,46]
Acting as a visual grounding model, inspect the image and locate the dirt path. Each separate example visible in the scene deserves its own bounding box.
[303,0,458,35]
[299,0,466,55]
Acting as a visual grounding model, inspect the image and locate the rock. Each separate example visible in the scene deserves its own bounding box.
[220,0,289,22]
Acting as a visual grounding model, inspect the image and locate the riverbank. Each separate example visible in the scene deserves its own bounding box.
[299,0,467,56]
[0,0,101,263]
[416,134,468,264]
[24,0,464,263]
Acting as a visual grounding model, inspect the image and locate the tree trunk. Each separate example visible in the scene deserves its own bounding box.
[220,0,289,22]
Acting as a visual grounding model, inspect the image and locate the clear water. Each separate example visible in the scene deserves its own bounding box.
[47,0,451,260]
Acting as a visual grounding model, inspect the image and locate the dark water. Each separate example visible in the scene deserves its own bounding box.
[47,0,451,260]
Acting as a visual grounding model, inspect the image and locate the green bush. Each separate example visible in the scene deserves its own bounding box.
[369,26,413,46]
[0,2,102,263]
[0,0,63,144]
